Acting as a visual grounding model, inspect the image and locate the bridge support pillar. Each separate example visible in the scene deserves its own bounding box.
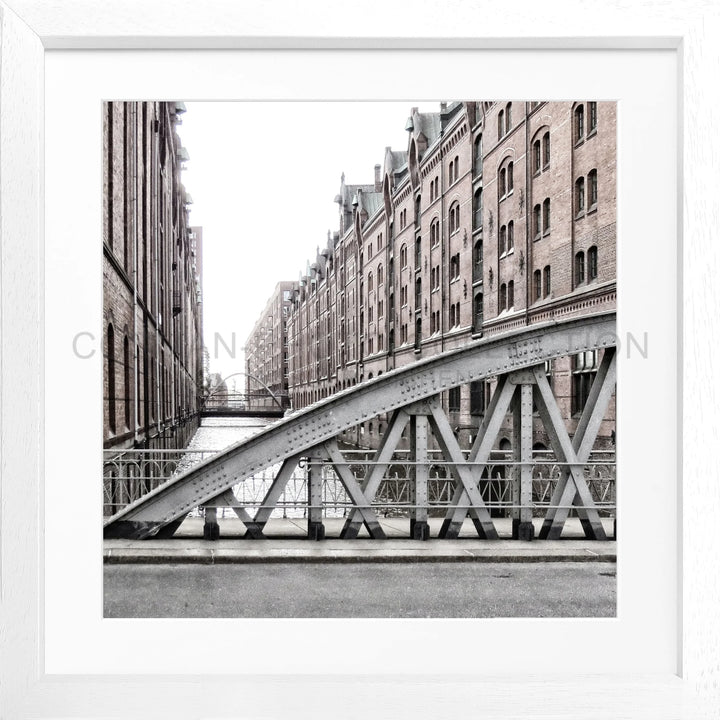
[510,376,536,542]
[410,414,430,540]
[203,506,220,541]
[307,460,325,541]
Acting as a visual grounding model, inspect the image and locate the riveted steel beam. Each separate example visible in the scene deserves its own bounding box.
[439,375,515,538]
[409,414,430,540]
[323,440,386,539]
[104,312,616,539]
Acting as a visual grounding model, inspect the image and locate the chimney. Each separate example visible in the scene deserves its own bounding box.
[374,164,382,192]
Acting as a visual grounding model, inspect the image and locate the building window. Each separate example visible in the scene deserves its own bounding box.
[533,140,541,174]
[378,299,384,318]
[588,102,597,134]
[123,335,130,428]
[448,386,461,412]
[431,218,440,246]
[533,204,541,239]
[473,292,483,331]
[470,380,490,415]
[415,277,422,308]
[473,188,483,229]
[450,253,460,281]
[572,350,598,415]
[107,324,116,433]
[378,264,384,286]
[369,305,373,323]
[449,304,455,328]
[499,283,507,311]
[499,225,507,255]
[543,132,550,168]
[544,265,551,297]
[415,316,422,350]
[588,246,598,281]
[400,244,407,268]
[499,168,507,197]
[507,220,514,252]
[498,109,505,139]
[474,135,483,175]
[368,272,374,293]
[575,176,585,215]
[473,240,483,282]
[507,162,514,193]
[449,203,460,234]
[401,285,408,306]
[507,280,514,308]
[505,102,512,133]
[542,198,551,234]
[575,104,584,143]
[588,169,598,208]
[533,269,542,301]
[575,251,585,284]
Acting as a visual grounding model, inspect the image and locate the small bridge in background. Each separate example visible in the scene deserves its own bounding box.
[201,391,287,419]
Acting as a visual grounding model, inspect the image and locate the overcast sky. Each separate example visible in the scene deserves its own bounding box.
[177,101,442,386]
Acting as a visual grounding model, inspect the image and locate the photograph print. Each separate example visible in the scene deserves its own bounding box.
[102,100,617,619]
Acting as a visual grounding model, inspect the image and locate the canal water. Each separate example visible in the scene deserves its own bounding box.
[185,416,350,519]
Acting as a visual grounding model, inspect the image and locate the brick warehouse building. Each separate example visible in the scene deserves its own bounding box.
[244,281,295,411]
[247,101,616,451]
[103,101,204,450]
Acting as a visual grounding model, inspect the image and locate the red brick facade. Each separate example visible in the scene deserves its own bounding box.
[257,102,616,450]
[103,101,204,450]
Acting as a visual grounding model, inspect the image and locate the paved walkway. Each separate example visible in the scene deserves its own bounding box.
[104,516,616,564]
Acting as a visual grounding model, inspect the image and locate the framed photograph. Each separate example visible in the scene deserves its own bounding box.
[1,1,717,717]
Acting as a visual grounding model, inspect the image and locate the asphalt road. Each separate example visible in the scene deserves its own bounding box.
[104,562,615,618]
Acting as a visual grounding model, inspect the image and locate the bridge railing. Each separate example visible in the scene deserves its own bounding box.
[103,448,615,520]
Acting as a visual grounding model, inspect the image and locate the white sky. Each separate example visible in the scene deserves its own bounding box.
[176,101,442,384]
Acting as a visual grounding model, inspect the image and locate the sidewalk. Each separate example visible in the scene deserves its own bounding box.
[104,516,616,565]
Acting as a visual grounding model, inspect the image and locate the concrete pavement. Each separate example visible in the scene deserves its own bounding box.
[104,516,616,564]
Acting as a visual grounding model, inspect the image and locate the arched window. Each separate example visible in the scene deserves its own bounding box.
[473,188,483,229]
[543,132,550,167]
[533,270,542,301]
[368,272,373,293]
[449,304,456,328]
[499,168,507,197]
[449,203,460,234]
[474,292,484,331]
[588,102,597,133]
[533,140,541,173]
[544,265,551,297]
[498,109,505,139]
[533,204,541,238]
[474,134,483,175]
[505,102,512,132]
[543,198,551,233]
[400,244,408,268]
[588,169,598,207]
[123,335,130,428]
[107,324,116,433]
[378,264,384,286]
[575,251,585,284]
[415,316,422,350]
[507,220,514,251]
[499,283,507,311]
[499,225,507,255]
[431,218,440,246]
[575,104,584,142]
[507,162,514,192]
[473,239,483,282]
[588,246,598,281]
[575,176,585,214]
[508,280,514,308]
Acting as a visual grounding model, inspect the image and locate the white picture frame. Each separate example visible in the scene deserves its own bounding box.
[1,1,718,717]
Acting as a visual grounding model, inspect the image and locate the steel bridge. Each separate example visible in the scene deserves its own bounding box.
[201,392,286,419]
[104,312,617,542]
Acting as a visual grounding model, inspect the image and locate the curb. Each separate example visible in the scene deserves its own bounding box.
[104,550,617,565]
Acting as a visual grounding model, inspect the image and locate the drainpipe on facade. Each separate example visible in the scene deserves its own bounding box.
[439,124,446,361]
[154,109,162,446]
